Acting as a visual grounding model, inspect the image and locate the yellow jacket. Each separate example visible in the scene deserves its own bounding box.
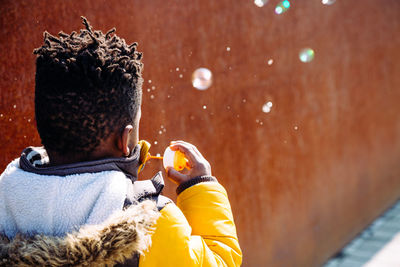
[140,181,243,267]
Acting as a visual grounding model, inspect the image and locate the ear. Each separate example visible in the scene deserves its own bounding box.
[118,125,134,157]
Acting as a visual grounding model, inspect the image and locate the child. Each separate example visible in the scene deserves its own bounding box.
[0,17,242,266]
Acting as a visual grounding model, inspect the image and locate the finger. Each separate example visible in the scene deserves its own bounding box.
[191,145,204,159]
[169,142,200,164]
[166,167,187,185]
[170,141,202,158]
[172,140,203,158]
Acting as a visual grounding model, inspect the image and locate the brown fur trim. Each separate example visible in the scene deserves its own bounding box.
[0,200,159,266]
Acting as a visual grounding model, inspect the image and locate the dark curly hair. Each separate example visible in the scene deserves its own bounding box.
[33,17,143,156]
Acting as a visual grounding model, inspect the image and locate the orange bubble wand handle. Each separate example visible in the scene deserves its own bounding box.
[148,155,163,160]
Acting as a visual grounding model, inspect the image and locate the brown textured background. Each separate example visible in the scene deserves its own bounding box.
[1,0,400,266]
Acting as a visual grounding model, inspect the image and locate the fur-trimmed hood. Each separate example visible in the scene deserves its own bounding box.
[0,201,159,266]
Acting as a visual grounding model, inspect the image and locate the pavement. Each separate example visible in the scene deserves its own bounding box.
[323,199,400,267]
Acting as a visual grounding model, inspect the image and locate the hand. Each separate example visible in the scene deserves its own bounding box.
[166,141,212,185]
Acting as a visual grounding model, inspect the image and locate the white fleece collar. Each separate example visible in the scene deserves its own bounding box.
[0,159,131,239]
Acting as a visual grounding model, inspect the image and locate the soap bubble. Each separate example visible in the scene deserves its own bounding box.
[254,0,268,7]
[282,0,290,8]
[226,47,231,51]
[299,48,315,63]
[322,0,336,5]
[262,101,273,113]
[203,105,207,109]
[192,68,213,90]
[267,59,274,65]
[275,0,290,14]
[294,126,298,130]
[150,95,155,99]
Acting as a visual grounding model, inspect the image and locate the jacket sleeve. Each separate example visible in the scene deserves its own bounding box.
[139,181,242,267]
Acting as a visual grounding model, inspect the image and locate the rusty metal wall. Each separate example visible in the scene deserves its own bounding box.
[1,0,400,266]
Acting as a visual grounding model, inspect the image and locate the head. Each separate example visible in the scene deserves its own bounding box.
[33,17,143,164]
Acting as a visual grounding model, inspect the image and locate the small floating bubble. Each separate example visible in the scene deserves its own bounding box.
[147,88,151,92]
[154,141,158,145]
[227,106,231,110]
[160,125,164,129]
[150,95,155,99]
[0,114,3,117]
[192,68,213,90]
[262,103,271,113]
[156,153,161,157]
[179,74,183,78]
[256,119,260,123]
[158,130,162,135]
[148,80,152,83]
[322,0,336,5]
[267,59,274,65]
[262,102,273,113]
[9,118,12,122]
[203,105,207,110]
[260,121,264,125]
[27,119,31,122]
[151,86,156,90]
[13,105,16,109]
[283,0,290,8]
[294,126,299,130]
[299,48,315,63]
[254,0,268,7]
[167,95,171,98]
[242,99,247,103]
[176,67,180,71]
[226,47,231,52]
[275,0,290,14]
[24,135,27,138]
[190,115,195,120]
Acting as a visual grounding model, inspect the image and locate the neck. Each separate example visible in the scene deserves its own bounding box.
[47,139,123,166]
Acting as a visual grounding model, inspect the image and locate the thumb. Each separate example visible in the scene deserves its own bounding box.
[166,167,187,185]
